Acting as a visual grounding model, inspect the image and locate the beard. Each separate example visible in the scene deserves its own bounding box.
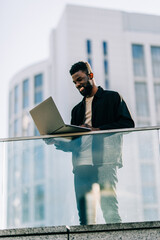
[79,80,93,97]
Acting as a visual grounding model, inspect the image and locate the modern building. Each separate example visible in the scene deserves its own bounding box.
[7,4,160,228]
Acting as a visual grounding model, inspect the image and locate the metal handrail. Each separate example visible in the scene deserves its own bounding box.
[0,126,160,142]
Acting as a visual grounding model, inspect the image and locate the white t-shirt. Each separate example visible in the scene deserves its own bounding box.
[75,96,94,167]
[84,96,94,126]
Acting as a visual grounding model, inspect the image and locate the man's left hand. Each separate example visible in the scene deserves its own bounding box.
[81,124,100,131]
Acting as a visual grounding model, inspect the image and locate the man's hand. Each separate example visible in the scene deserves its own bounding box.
[43,138,73,152]
[43,138,56,145]
[81,124,100,131]
[44,138,63,148]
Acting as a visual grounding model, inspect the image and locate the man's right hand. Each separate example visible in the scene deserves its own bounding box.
[43,138,56,145]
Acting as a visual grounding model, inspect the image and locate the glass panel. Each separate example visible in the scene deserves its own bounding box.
[137,131,153,160]
[34,185,45,221]
[135,82,150,117]
[35,92,43,104]
[14,85,19,114]
[105,79,109,89]
[34,74,43,88]
[34,127,40,136]
[154,83,160,122]
[102,41,108,56]
[0,142,4,229]
[14,119,19,136]
[86,40,91,54]
[22,188,30,223]
[9,91,12,119]
[104,59,108,74]
[132,44,146,77]
[1,128,160,229]
[34,144,44,180]
[23,79,29,109]
[87,58,92,68]
[34,74,43,104]
[151,46,160,78]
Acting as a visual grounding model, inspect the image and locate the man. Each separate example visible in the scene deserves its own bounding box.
[70,61,134,130]
[47,61,134,225]
[68,61,134,225]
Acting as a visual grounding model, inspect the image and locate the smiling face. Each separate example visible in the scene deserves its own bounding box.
[72,70,93,97]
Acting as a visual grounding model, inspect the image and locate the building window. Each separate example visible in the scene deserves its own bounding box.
[105,79,109,89]
[87,58,92,68]
[151,46,160,78]
[13,152,19,187]
[138,133,153,160]
[34,126,40,136]
[22,188,30,223]
[86,40,93,69]
[13,193,20,224]
[102,41,109,89]
[14,119,19,136]
[140,164,155,184]
[22,149,30,184]
[34,74,43,104]
[103,41,108,56]
[154,83,160,123]
[9,91,12,119]
[14,85,19,114]
[34,145,44,180]
[144,208,158,221]
[132,44,146,77]
[135,82,150,117]
[104,59,108,75]
[34,185,45,221]
[142,186,157,204]
[86,39,92,54]
[23,79,29,108]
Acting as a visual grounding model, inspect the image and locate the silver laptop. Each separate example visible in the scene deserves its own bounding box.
[29,96,91,135]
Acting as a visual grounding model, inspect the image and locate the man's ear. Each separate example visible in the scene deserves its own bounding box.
[89,73,93,79]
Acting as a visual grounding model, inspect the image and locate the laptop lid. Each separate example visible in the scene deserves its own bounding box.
[29,97,91,135]
[30,97,65,135]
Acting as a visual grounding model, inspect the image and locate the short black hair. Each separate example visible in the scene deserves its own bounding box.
[69,61,89,76]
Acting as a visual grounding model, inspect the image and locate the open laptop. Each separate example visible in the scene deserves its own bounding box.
[29,96,91,135]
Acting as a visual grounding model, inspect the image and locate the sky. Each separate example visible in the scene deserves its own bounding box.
[1,0,160,138]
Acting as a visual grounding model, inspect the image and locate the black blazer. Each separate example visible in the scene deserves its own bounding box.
[71,86,135,129]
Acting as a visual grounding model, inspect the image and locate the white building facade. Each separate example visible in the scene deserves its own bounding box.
[7,5,160,228]
[8,5,160,137]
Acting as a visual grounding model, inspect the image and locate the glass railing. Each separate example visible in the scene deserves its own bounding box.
[0,126,160,229]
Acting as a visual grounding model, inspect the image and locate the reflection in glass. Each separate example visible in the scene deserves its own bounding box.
[135,82,150,118]
[154,83,160,123]
[2,129,160,229]
[22,188,30,223]
[22,148,30,184]
[144,208,158,221]
[34,144,44,180]
[53,133,123,225]
[34,185,45,221]
[142,186,157,204]
[137,131,153,160]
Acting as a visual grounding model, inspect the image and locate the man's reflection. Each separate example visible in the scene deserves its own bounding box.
[50,132,123,225]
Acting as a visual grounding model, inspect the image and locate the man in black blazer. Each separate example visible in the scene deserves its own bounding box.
[46,61,134,225]
[68,61,134,225]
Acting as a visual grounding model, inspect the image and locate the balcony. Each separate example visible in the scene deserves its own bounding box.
[0,126,160,239]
